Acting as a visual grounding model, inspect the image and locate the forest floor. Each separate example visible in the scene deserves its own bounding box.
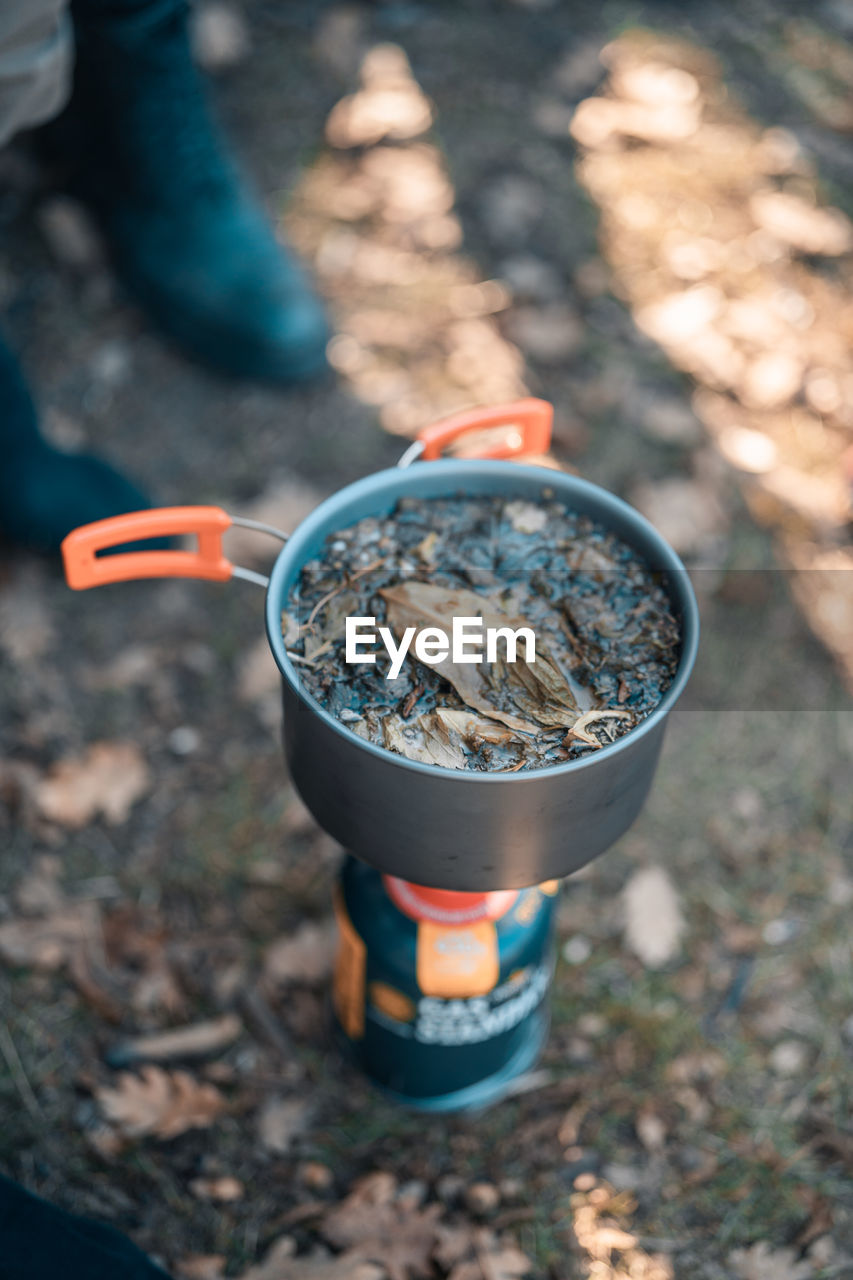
[1,2,852,1278]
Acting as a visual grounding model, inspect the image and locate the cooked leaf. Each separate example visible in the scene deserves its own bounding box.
[432,707,518,747]
[382,711,467,770]
[379,581,579,731]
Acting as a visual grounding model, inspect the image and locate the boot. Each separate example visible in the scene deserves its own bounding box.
[0,1173,172,1280]
[51,0,328,384]
[0,331,155,553]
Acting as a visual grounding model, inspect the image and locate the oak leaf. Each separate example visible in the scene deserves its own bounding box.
[320,1172,441,1280]
[239,1237,383,1280]
[95,1065,226,1139]
[36,741,150,827]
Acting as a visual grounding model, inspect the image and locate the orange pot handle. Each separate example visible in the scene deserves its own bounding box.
[417,398,553,461]
[62,506,234,590]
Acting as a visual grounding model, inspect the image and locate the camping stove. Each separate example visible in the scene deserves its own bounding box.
[332,857,558,1110]
[61,398,699,1111]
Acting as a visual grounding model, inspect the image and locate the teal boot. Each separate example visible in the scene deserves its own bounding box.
[0,333,156,553]
[58,0,328,384]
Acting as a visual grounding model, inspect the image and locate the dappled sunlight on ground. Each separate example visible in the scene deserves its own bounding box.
[284,43,553,463]
[572,31,853,687]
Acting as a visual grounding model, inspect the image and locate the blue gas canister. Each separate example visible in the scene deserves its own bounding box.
[332,856,558,1111]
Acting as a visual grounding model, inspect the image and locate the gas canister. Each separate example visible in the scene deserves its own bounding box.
[333,856,558,1111]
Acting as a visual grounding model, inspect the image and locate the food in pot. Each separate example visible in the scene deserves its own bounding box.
[283,492,681,772]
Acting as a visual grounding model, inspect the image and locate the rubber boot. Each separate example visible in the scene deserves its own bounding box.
[0,332,155,553]
[55,0,328,384]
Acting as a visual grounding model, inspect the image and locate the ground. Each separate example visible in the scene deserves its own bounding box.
[1,2,853,1278]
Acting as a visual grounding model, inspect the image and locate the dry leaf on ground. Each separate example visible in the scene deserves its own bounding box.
[320,1172,442,1280]
[257,1095,314,1154]
[36,741,150,827]
[263,920,337,987]
[240,1237,384,1280]
[96,1065,226,1139]
[177,1255,227,1280]
[729,1241,814,1280]
[189,1177,244,1202]
[448,1234,532,1280]
[622,865,685,968]
[435,1226,532,1280]
[0,901,101,971]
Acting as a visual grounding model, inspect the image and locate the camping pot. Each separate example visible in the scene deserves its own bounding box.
[62,399,699,890]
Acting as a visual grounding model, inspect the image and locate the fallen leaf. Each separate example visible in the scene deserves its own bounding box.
[239,1237,383,1280]
[445,1239,532,1280]
[189,1177,244,1202]
[320,1172,442,1280]
[96,1065,226,1139]
[257,1095,314,1154]
[263,920,337,987]
[36,741,150,827]
[664,1050,727,1084]
[636,1106,667,1153]
[177,1258,227,1280]
[729,1241,814,1280]
[0,901,101,971]
[106,1014,242,1068]
[622,865,685,968]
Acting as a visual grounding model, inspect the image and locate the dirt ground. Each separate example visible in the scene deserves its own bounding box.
[1,2,852,1278]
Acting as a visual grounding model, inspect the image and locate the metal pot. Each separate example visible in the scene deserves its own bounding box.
[63,399,699,890]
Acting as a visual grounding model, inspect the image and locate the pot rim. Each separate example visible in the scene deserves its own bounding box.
[265,459,699,784]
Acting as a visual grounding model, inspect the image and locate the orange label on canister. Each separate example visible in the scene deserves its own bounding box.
[416,920,499,997]
[332,885,367,1040]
